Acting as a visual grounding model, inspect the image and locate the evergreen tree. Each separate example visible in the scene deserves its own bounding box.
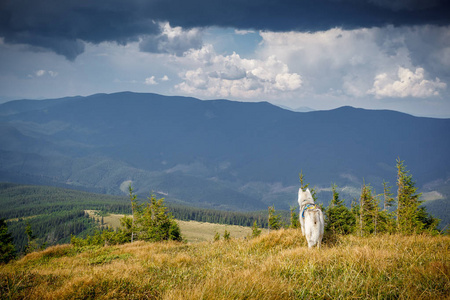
[0,219,16,263]
[251,220,262,238]
[416,207,440,234]
[325,184,355,235]
[382,181,395,211]
[396,158,427,234]
[268,206,283,231]
[117,215,133,243]
[358,183,379,236]
[169,220,182,241]
[223,230,230,241]
[378,181,396,234]
[25,222,39,253]
[330,184,344,206]
[137,193,182,242]
[289,206,300,229]
[299,170,309,191]
[128,184,140,243]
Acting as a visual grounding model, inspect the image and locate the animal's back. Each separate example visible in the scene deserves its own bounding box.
[305,209,324,247]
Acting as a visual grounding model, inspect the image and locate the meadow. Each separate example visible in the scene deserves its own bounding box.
[1,229,448,299]
[85,210,267,243]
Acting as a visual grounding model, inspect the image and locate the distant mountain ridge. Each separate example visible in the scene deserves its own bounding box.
[0,92,449,226]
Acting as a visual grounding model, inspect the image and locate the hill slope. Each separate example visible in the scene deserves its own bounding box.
[0,92,449,218]
[1,231,449,299]
[0,183,274,252]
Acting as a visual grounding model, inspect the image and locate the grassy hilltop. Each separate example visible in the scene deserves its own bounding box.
[1,230,449,299]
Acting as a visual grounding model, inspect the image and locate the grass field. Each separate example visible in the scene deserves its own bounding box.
[85,210,267,243]
[1,229,449,299]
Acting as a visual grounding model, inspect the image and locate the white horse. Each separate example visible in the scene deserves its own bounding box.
[298,188,324,248]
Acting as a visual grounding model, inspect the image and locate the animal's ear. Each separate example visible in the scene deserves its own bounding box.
[298,188,303,203]
[306,188,312,198]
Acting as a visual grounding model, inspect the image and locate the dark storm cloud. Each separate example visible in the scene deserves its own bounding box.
[0,0,160,60]
[1,0,449,60]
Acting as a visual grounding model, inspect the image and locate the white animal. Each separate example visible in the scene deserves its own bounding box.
[298,188,324,248]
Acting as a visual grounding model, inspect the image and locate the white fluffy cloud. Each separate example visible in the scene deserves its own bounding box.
[144,75,170,85]
[34,69,58,77]
[369,67,446,98]
[36,70,46,77]
[258,26,450,100]
[175,45,302,99]
[145,76,157,85]
[139,23,203,56]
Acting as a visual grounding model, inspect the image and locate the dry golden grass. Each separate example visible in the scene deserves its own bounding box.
[176,220,268,242]
[85,210,125,230]
[1,230,449,299]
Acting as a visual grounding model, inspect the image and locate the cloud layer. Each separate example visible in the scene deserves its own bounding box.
[1,0,449,59]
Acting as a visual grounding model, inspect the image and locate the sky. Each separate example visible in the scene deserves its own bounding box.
[1,0,450,117]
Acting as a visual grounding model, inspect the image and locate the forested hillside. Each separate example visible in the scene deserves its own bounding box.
[0,183,272,253]
[0,92,449,215]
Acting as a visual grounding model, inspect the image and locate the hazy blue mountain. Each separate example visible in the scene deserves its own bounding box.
[0,92,449,226]
[275,104,315,112]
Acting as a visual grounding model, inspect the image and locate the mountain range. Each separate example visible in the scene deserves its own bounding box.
[0,92,449,226]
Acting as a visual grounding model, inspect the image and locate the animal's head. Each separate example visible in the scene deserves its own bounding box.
[298,188,314,206]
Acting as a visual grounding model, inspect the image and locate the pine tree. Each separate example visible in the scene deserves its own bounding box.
[25,222,39,253]
[378,181,396,234]
[299,170,317,201]
[289,206,300,229]
[138,193,182,242]
[299,170,309,191]
[396,158,423,234]
[325,184,355,235]
[358,183,379,236]
[396,158,439,234]
[223,230,230,241]
[128,184,140,243]
[382,180,395,211]
[416,207,440,234]
[0,219,16,263]
[124,186,182,243]
[251,220,262,238]
[268,206,283,231]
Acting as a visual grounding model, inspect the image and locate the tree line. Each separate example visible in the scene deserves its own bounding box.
[267,159,441,236]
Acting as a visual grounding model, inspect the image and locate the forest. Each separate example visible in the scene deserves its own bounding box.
[0,183,273,254]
